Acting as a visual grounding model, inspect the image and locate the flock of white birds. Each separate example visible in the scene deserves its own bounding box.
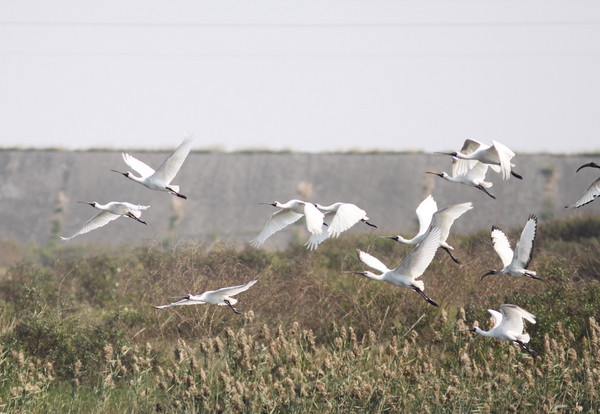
[61,136,600,356]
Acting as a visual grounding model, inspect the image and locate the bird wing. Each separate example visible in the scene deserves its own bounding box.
[212,280,258,299]
[567,177,600,208]
[117,202,151,211]
[460,139,484,155]
[61,210,120,241]
[464,161,490,182]
[500,304,536,334]
[305,212,334,250]
[327,203,366,238]
[491,140,516,180]
[154,296,205,309]
[430,202,473,243]
[514,214,537,268]
[451,157,478,178]
[490,226,513,267]
[303,202,325,235]
[357,250,391,274]
[487,309,503,330]
[394,226,441,279]
[121,152,156,178]
[153,135,194,185]
[415,195,437,237]
[250,209,303,247]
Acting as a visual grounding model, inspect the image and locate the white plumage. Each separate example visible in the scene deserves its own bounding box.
[469,304,538,356]
[61,201,149,241]
[427,159,496,199]
[482,214,540,280]
[386,195,473,263]
[112,135,193,199]
[154,280,258,314]
[349,227,442,306]
[251,199,324,247]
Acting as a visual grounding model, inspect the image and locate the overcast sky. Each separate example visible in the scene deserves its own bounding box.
[1,1,599,153]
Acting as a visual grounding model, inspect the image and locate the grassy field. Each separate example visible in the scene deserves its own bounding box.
[0,215,598,413]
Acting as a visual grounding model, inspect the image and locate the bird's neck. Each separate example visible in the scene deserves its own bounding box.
[359,271,385,281]
[473,327,492,337]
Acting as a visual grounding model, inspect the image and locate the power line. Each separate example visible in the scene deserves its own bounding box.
[0,20,600,29]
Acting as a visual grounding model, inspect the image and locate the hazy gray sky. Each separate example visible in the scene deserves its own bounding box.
[1,1,599,153]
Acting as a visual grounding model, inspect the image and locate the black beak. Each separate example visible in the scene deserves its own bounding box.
[111,169,127,176]
[76,201,94,207]
[425,171,443,177]
[480,271,495,281]
[577,162,600,172]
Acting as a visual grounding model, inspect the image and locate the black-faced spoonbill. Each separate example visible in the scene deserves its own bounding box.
[154,280,258,314]
[427,159,496,199]
[436,139,522,180]
[304,202,377,250]
[61,201,150,241]
[348,226,442,307]
[384,195,473,264]
[111,135,193,199]
[469,304,538,356]
[250,200,324,247]
[481,214,540,281]
[565,161,600,208]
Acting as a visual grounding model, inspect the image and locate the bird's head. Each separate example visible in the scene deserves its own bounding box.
[426,171,446,179]
[259,201,278,207]
[111,169,130,178]
[468,327,477,334]
[435,151,458,157]
[480,270,498,281]
[576,161,600,172]
[361,218,377,228]
[379,235,401,242]
[77,201,97,208]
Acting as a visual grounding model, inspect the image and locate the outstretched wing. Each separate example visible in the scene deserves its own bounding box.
[394,226,441,279]
[490,226,513,267]
[491,140,516,180]
[303,202,325,236]
[327,203,366,238]
[153,135,194,185]
[121,153,156,178]
[357,250,391,274]
[61,211,120,241]
[250,209,303,247]
[500,304,536,335]
[305,212,334,250]
[213,280,258,298]
[415,195,437,237]
[430,202,473,244]
[464,161,490,183]
[487,309,503,330]
[514,214,537,268]
[566,177,600,208]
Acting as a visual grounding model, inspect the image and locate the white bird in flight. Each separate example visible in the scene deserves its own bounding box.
[384,195,473,264]
[481,214,540,281]
[61,201,150,241]
[154,280,258,314]
[427,159,496,199]
[469,304,538,356]
[436,139,522,180]
[251,199,324,247]
[111,135,193,199]
[348,226,442,306]
[304,202,377,250]
[565,161,600,208]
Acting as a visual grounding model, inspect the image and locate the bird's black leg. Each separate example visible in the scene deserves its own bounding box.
[476,185,496,199]
[361,219,377,228]
[167,187,188,199]
[224,300,242,314]
[511,170,523,180]
[413,287,439,307]
[515,340,539,357]
[524,272,542,281]
[126,213,147,225]
[441,246,461,264]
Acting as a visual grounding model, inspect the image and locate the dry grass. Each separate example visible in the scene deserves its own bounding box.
[0,215,598,413]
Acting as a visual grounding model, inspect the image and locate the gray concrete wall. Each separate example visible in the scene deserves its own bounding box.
[0,149,598,247]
